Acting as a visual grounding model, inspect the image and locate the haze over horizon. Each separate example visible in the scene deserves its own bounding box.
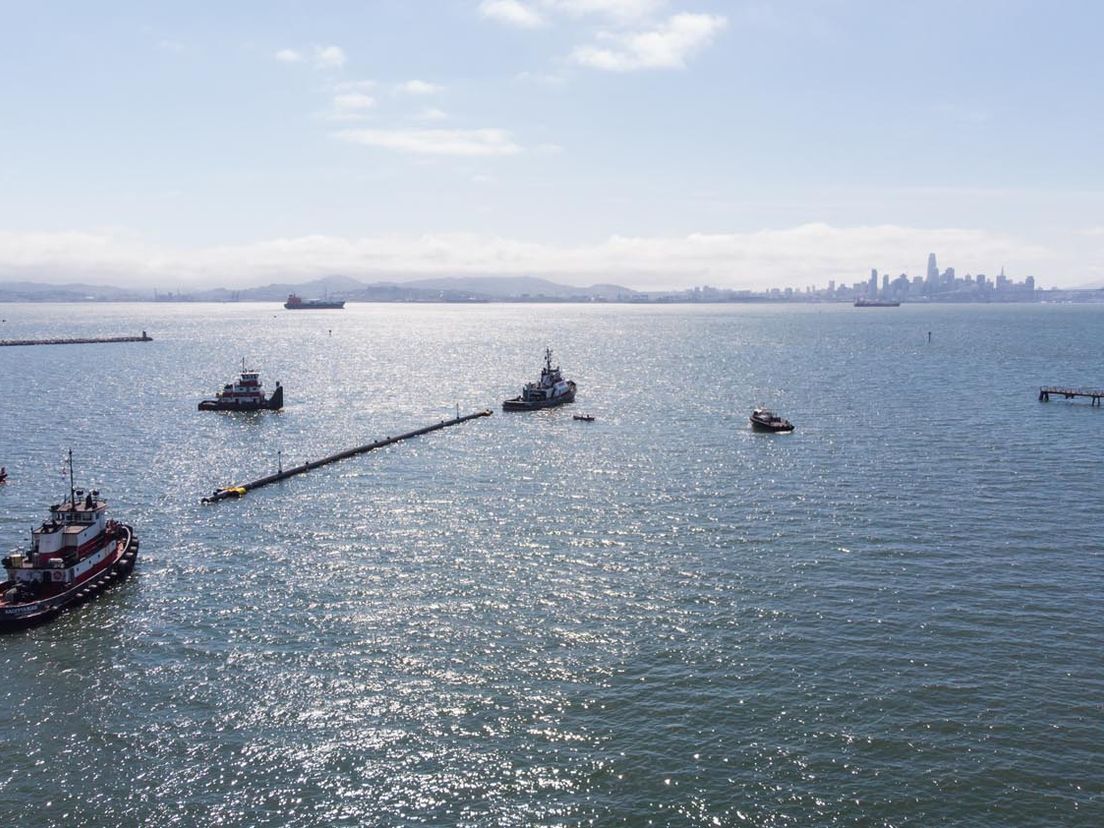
[2,1,1102,291]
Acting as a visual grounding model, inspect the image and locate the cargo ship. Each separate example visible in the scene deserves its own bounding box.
[0,452,139,631]
[284,293,345,310]
[854,298,900,307]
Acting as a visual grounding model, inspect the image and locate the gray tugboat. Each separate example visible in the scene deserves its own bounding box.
[503,347,577,411]
[749,408,794,432]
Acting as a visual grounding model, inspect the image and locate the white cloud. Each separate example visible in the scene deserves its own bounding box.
[313,45,346,69]
[479,0,546,28]
[545,0,665,22]
[515,70,568,86]
[571,12,727,70]
[333,93,376,112]
[0,224,1064,291]
[335,80,376,93]
[397,79,443,95]
[276,44,347,69]
[335,128,522,156]
[417,107,449,121]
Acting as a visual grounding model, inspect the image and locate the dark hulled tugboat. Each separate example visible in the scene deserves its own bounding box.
[199,361,283,412]
[0,451,139,631]
[750,408,795,433]
[503,347,577,411]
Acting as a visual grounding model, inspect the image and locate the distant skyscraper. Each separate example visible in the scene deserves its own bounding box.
[926,253,938,283]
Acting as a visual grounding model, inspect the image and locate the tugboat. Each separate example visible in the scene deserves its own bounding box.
[749,408,795,433]
[503,348,577,411]
[284,293,345,310]
[199,361,283,412]
[0,451,139,631]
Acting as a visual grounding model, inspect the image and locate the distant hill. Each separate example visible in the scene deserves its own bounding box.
[397,276,639,300]
[0,275,638,303]
[0,281,146,302]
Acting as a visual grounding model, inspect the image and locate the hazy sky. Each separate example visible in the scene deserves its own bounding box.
[2,0,1102,289]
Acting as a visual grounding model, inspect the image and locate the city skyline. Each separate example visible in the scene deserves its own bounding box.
[2,1,1104,290]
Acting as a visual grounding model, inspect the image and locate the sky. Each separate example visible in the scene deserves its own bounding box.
[1,0,1103,290]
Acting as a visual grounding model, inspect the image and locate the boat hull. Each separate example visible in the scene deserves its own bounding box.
[0,526,139,632]
[199,384,283,412]
[284,302,345,309]
[502,382,576,411]
[750,417,794,433]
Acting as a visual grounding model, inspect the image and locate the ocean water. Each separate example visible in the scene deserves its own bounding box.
[0,301,1101,827]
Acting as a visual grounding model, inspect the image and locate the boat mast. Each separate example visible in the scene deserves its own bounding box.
[68,448,75,506]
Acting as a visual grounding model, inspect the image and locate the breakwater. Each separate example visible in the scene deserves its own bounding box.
[202,408,493,503]
[0,331,152,347]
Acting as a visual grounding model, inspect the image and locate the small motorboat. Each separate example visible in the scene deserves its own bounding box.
[750,408,794,433]
[573,414,595,422]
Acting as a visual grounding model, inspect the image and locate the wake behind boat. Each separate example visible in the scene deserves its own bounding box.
[0,452,139,631]
[199,361,283,412]
[503,348,577,411]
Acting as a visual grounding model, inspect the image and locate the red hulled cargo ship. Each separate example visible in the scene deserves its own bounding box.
[0,452,139,631]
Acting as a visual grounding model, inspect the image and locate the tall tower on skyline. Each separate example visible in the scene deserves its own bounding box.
[927,253,938,283]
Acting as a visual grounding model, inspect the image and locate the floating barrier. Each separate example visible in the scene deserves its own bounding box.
[202,409,493,503]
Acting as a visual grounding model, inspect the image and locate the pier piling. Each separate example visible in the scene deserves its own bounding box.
[202,409,493,503]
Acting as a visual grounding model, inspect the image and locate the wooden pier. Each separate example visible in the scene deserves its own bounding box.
[0,331,152,347]
[202,409,493,503]
[1039,386,1104,406]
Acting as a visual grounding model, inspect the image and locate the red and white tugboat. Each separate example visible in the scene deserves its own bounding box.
[0,452,139,631]
[199,360,283,412]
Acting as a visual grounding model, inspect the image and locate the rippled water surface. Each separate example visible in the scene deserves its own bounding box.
[1,302,1102,826]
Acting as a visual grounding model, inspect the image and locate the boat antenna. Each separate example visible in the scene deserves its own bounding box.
[68,448,75,506]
